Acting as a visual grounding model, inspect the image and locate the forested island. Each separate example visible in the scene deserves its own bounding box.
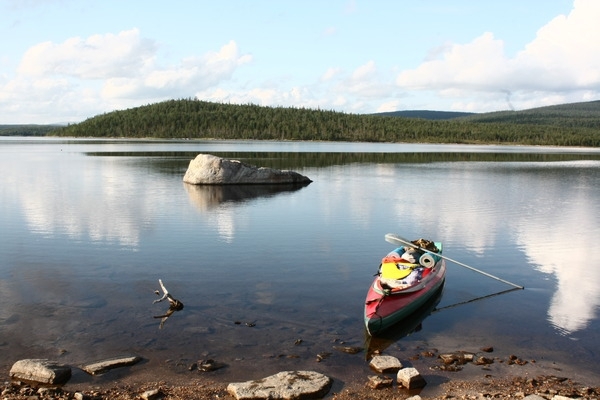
[4,99,600,147]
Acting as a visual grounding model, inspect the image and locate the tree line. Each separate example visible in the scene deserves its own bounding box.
[17,99,600,146]
[0,125,58,136]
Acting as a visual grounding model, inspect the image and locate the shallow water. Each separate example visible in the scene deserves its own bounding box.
[1,138,599,387]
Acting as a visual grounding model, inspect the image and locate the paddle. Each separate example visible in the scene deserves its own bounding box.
[385,233,524,290]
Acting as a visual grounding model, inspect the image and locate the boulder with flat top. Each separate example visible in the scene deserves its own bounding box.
[183,154,312,185]
[227,370,332,399]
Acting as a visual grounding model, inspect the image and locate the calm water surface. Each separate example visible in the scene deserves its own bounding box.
[1,138,599,387]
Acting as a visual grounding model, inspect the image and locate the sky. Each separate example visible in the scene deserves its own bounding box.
[1,0,598,124]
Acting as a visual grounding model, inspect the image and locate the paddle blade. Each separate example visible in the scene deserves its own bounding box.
[386,234,524,289]
[385,233,412,247]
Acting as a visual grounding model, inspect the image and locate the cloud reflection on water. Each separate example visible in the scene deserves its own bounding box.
[16,157,150,248]
[4,147,599,337]
[384,161,600,336]
[512,165,600,335]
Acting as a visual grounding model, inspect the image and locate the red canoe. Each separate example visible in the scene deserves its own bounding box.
[364,241,446,335]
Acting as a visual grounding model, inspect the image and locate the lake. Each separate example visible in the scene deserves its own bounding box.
[1,137,599,389]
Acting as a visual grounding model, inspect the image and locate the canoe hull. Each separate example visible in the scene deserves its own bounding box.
[364,258,446,335]
[365,284,444,358]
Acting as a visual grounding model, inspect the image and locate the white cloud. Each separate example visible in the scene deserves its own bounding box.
[395,0,600,110]
[2,0,600,123]
[196,59,396,114]
[351,60,376,81]
[199,85,316,110]
[320,67,341,82]
[341,61,397,100]
[517,0,600,88]
[18,29,156,79]
[195,63,370,113]
[376,100,402,113]
[102,39,252,100]
[1,29,252,122]
[397,32,513,92]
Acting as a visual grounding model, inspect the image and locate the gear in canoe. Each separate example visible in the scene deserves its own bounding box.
[364,237,445,336]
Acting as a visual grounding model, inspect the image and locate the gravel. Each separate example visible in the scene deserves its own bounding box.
[2,373,599,400]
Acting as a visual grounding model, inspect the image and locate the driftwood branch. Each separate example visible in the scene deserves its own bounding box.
[153,279,184,329]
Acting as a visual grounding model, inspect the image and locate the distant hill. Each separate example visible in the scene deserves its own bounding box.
[372,100,600,128]
[372,110,476,120]
[457,100,600,129]
[0,124,60,136]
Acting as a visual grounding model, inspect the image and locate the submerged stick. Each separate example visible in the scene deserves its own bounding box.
[153,279,184,329]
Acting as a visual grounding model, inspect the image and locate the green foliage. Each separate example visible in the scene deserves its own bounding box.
[49,98,600,147]
[0,125,59,136]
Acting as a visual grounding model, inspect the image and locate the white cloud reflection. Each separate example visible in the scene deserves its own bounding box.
[512,164,600,335]
[384,161,600,335]
[4,148,598,336]
[14,156,160,248]
[327,158,599,344]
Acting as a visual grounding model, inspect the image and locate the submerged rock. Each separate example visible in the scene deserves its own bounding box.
[439,351,474,365]
[183,154,312,185]
[333,345,363,354]
[9,359,71,385]
[197,359,226,372]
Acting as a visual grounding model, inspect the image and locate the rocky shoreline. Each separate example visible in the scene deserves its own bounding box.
[2,373,599,400]
[3,345,599,400]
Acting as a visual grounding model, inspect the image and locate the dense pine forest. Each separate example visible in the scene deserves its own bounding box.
[5,99,600,146]
[0,124,59,136]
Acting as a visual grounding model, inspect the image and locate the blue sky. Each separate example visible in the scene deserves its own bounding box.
[1,0,596,124]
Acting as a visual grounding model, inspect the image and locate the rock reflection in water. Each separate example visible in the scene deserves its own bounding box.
[183,182,310,211]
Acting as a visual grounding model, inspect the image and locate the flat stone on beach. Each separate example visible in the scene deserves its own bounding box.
[227,370,332,399]
[81,355,141,375]
[9,359,71,385]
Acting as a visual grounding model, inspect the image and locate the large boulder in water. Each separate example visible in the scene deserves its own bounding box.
[183,154,312,185]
